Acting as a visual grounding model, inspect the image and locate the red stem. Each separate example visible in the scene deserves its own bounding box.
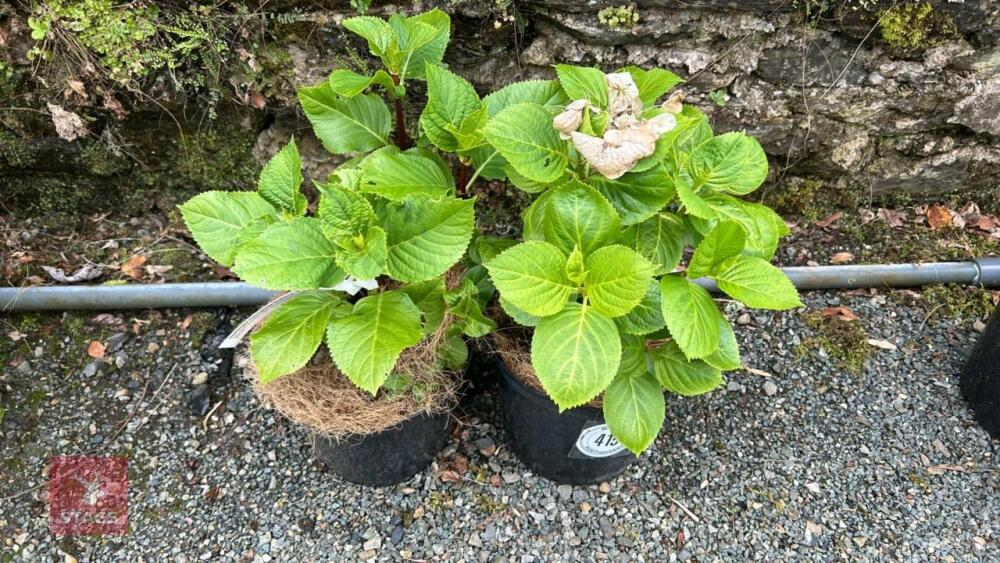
[456,162,470,197]
[391,74,411,149]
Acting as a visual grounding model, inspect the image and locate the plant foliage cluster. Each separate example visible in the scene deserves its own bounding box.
[180,8,801,455]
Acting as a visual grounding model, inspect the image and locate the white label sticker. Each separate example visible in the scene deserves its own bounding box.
[574,424,625,458]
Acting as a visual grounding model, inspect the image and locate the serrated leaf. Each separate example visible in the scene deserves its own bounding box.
[328,69,395,97]
[335,225,387,279]
[620,66,683,106]
[689,132,768,195]
[658,274,723,359]
[484,80,568,116]
[299,84,390,154]
[686,220,745,279]
[317,183,377,239]
[234,214,276,254]
[522,190,553,241]
[543,180,621,256]
[531,302,621,410]
[564,246,587,285]
[402,277,446,334]
[485,241,573,317]
[446,278,496,338]
[392,10,450,80]
[616,281,665,335]
[651,340,723,396]
[676,177,715,219]
[603,368,664,455]
[621,213,686,275]
[258,138,306,216]
[421,63,482,151]
[584,245,655,318]
[701,193,783,259]
[555,65,609,108]
[180,191,277,267]
[469,235,517,265]
[251,292,342,383]
[359,152,454,201]
[343,16,394,56]
[712,255,803,310]
[233,218,344,290]
[499,295,539,327]
[587,165,676,226]
[504,164,563,193]
[703,317,741,371]
[382,197,475,282]
[326,291,424,394]
[484,103,568,184]
[464,144,507,180]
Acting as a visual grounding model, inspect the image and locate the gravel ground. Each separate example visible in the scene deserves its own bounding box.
[1,291,997,562]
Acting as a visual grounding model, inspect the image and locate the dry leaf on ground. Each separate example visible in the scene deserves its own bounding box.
[830,252,855,264]
[925,204,953,230]
[47,103,89,141]
[814,211,843,229]
[120,255,147,279]
[41,265,103,283]
[87,340,106,359]
[926,464,965,475]
[877,208,908,228]
[867,338,897,351]
[820,306,859,321]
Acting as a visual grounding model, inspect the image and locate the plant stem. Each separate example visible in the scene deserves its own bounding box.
[457,162,470,197]
[391,75,411,149]
[463,149,500,194]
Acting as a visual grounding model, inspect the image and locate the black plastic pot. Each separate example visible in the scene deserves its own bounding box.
[313,411,450,487]
[960,306,1000,439]
[498,359,636,485]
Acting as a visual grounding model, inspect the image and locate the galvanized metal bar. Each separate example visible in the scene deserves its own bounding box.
[1,259,997,312]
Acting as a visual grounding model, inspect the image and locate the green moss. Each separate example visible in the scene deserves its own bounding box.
[597,5,640,30]
[840,215,1000,265]
[880,2,959,50]
[800,312,871,373]
[762,178,848,221]
[893,284,996,322]
[81,141,130,176]
[474,493,507,515]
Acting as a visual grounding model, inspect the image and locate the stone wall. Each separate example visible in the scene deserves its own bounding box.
[2,1,998,216]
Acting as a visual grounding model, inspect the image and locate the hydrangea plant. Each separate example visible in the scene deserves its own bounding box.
[482,66,803,454]
[180,9,494,394]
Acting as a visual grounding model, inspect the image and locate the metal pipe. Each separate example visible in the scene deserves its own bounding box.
[2,258,999,312]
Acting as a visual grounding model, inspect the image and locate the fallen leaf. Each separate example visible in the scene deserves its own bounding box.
[743,367,773,378]
[820,306,859,321]
[925,204,953,230]
[926,464,964,475]
[866,338,897,351]
[250,92,267,110]
[8,330,26,342]
[830,252,855,264]
[970,215,999,232]
[179,315,194,331]
[450,454,468,474]
[120,255,147,279]
[64,79,87,100]
[47,103,89,141]
[814,211,843,229]
[877,208,907,228]
[439,469,462,483]
[144,264,173,277]
[90,313,123,326]
[42,265,103,283]
[87,340,106,359]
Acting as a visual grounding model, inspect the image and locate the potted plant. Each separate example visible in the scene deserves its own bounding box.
[178,9,496,486]
[481,66,803,484]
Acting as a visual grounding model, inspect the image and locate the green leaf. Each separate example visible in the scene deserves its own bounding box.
[522,190,553,241]
[686,220,745,279]
[565,246,586,285]
[402,277,446,334]
[440,334,469,370]
[446,278,496,338]
[420,63,482,152]
[484,103,568,184]
[359,152,454,201]
[555,65,608,108]
[484,80,568,116]
[335,225,388,279]
[712,255,803,310]
[703,317,741,371]
[469,235,517,265]
[676,177,715,219]
[234,215,276,254]
[662,106,713,175]
[465,144,507,180]
[382,197,476,282]
[587,165,676,226]
[485,241,574,317]
[658,275,723,359]
[701,193,784,259]
[343,16,394,57]
[328,69,395,97]
[603,368,665,455]
[317,183,377,239]
[393,10,450,80]
[621,213,686,275]
[326,290,424,394]
[504,164,563,194]
[258,138,306,216]
[531,302,621,410]
[542,180,621,256]
[615,281,665,335]
[233,218,344,290]
[299,84,390,154]
[180,191,277,267]
[250,292,342,383]
[617,333,648,377]
[689,132,768,195]
[584,245,655,318]
[651,340,724,396]
[620,66,683,106]
[499,295,539,327]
